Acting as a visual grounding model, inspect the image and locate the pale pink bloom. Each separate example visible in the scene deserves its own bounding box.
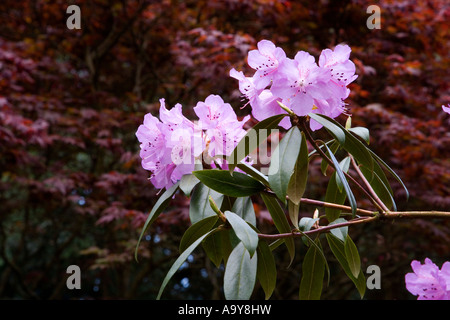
[442,104,450,114]
[405,258,450,300]
[271,51,331,117]
[247,40,287,90]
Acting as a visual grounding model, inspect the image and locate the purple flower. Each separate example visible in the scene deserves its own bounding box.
[247,40,287,90]
[319,44,358,89]
[194,94,236,130]
[271,51,331,117]
[136,99,199,190]
[251,90,292,130]
[231,41,358,131]
[405,258,450,300]
[442,104,450,114]
[229,68,262,107]
[137,95,250,189]
[195,95,250,158]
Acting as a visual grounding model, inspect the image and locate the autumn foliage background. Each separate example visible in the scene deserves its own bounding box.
[0,0,449,300]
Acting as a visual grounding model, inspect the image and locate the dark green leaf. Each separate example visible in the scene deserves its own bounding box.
[368,149,409,200]
[157,228,217,300]
[189,183,224,224]
[321,140,340,176]
[308,113,346,145]
[328,218,348,242]
[225,211,259,257]
[179,215,219,253]
[324,172,347,222]
[349,127,370,144]
[325,144,357,216]
[228,114,288,172]
[135,182,179,261]
[288,200,300,229]
[309,113,373,175]
[335,156,351,192]
[299,238,325,300]
[344,235,361,278]
[326,234,366,298]
[287,131,309,205]
[256,240,277,300]
[179,173,200,196]
[193,170,265,197]
[236,163,270,187]
[231,196,256,226]
[268,126,302,202]
[361,166,397,211]
[202,228,231,267]
[260,193,295,265]
[223,242,258,300]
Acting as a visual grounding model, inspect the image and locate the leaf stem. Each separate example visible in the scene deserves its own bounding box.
[258,210,450,240]
[349,155,390,213]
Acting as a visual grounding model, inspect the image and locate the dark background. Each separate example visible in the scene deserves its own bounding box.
[0,0,448,300]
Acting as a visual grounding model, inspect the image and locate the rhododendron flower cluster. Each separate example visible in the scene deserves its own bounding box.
[230,40,357,130]
[405,258,450,300]
[136,96,249,189]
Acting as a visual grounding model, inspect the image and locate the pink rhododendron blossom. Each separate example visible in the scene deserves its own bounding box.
[229,68,262,107]
[442,104,450,114]
[405,258,450,300]
[136,99,199,190]
[137,96,249,189]
[195,94,250,158]
[231,40,357,131]
[247,39,287,90]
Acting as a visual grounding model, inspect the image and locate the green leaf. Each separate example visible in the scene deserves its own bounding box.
[231,196,256,227]
[179,215,219,253]
[326,234,366,298]
[189,183,224,224]
[228,114,288,172]
[202,228,231,267]
[308,113,346,145]
[325,144,357,216]
[309,113,373,175]
[324,172,347,222]
[225,211,259,257]
[344,235,361,278]
[299,238,325,300]
[368,149,410,200]
[135,182,179,261]
[299,217,319,232]
[287,131,309,205]
[223,242,258,300]
[321,140,340,176]
[268,126,302,202]
[157,228,217,300]
[236,163,270,187]
[349,127,370,145]
[328,218,348,242]
[179,173,200,196]
[193,170,265,197]
[361,166,397,211]
[260,193,295,265]
[256,240,277,300]
[288,200,300,230]
[335,156,351,192]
